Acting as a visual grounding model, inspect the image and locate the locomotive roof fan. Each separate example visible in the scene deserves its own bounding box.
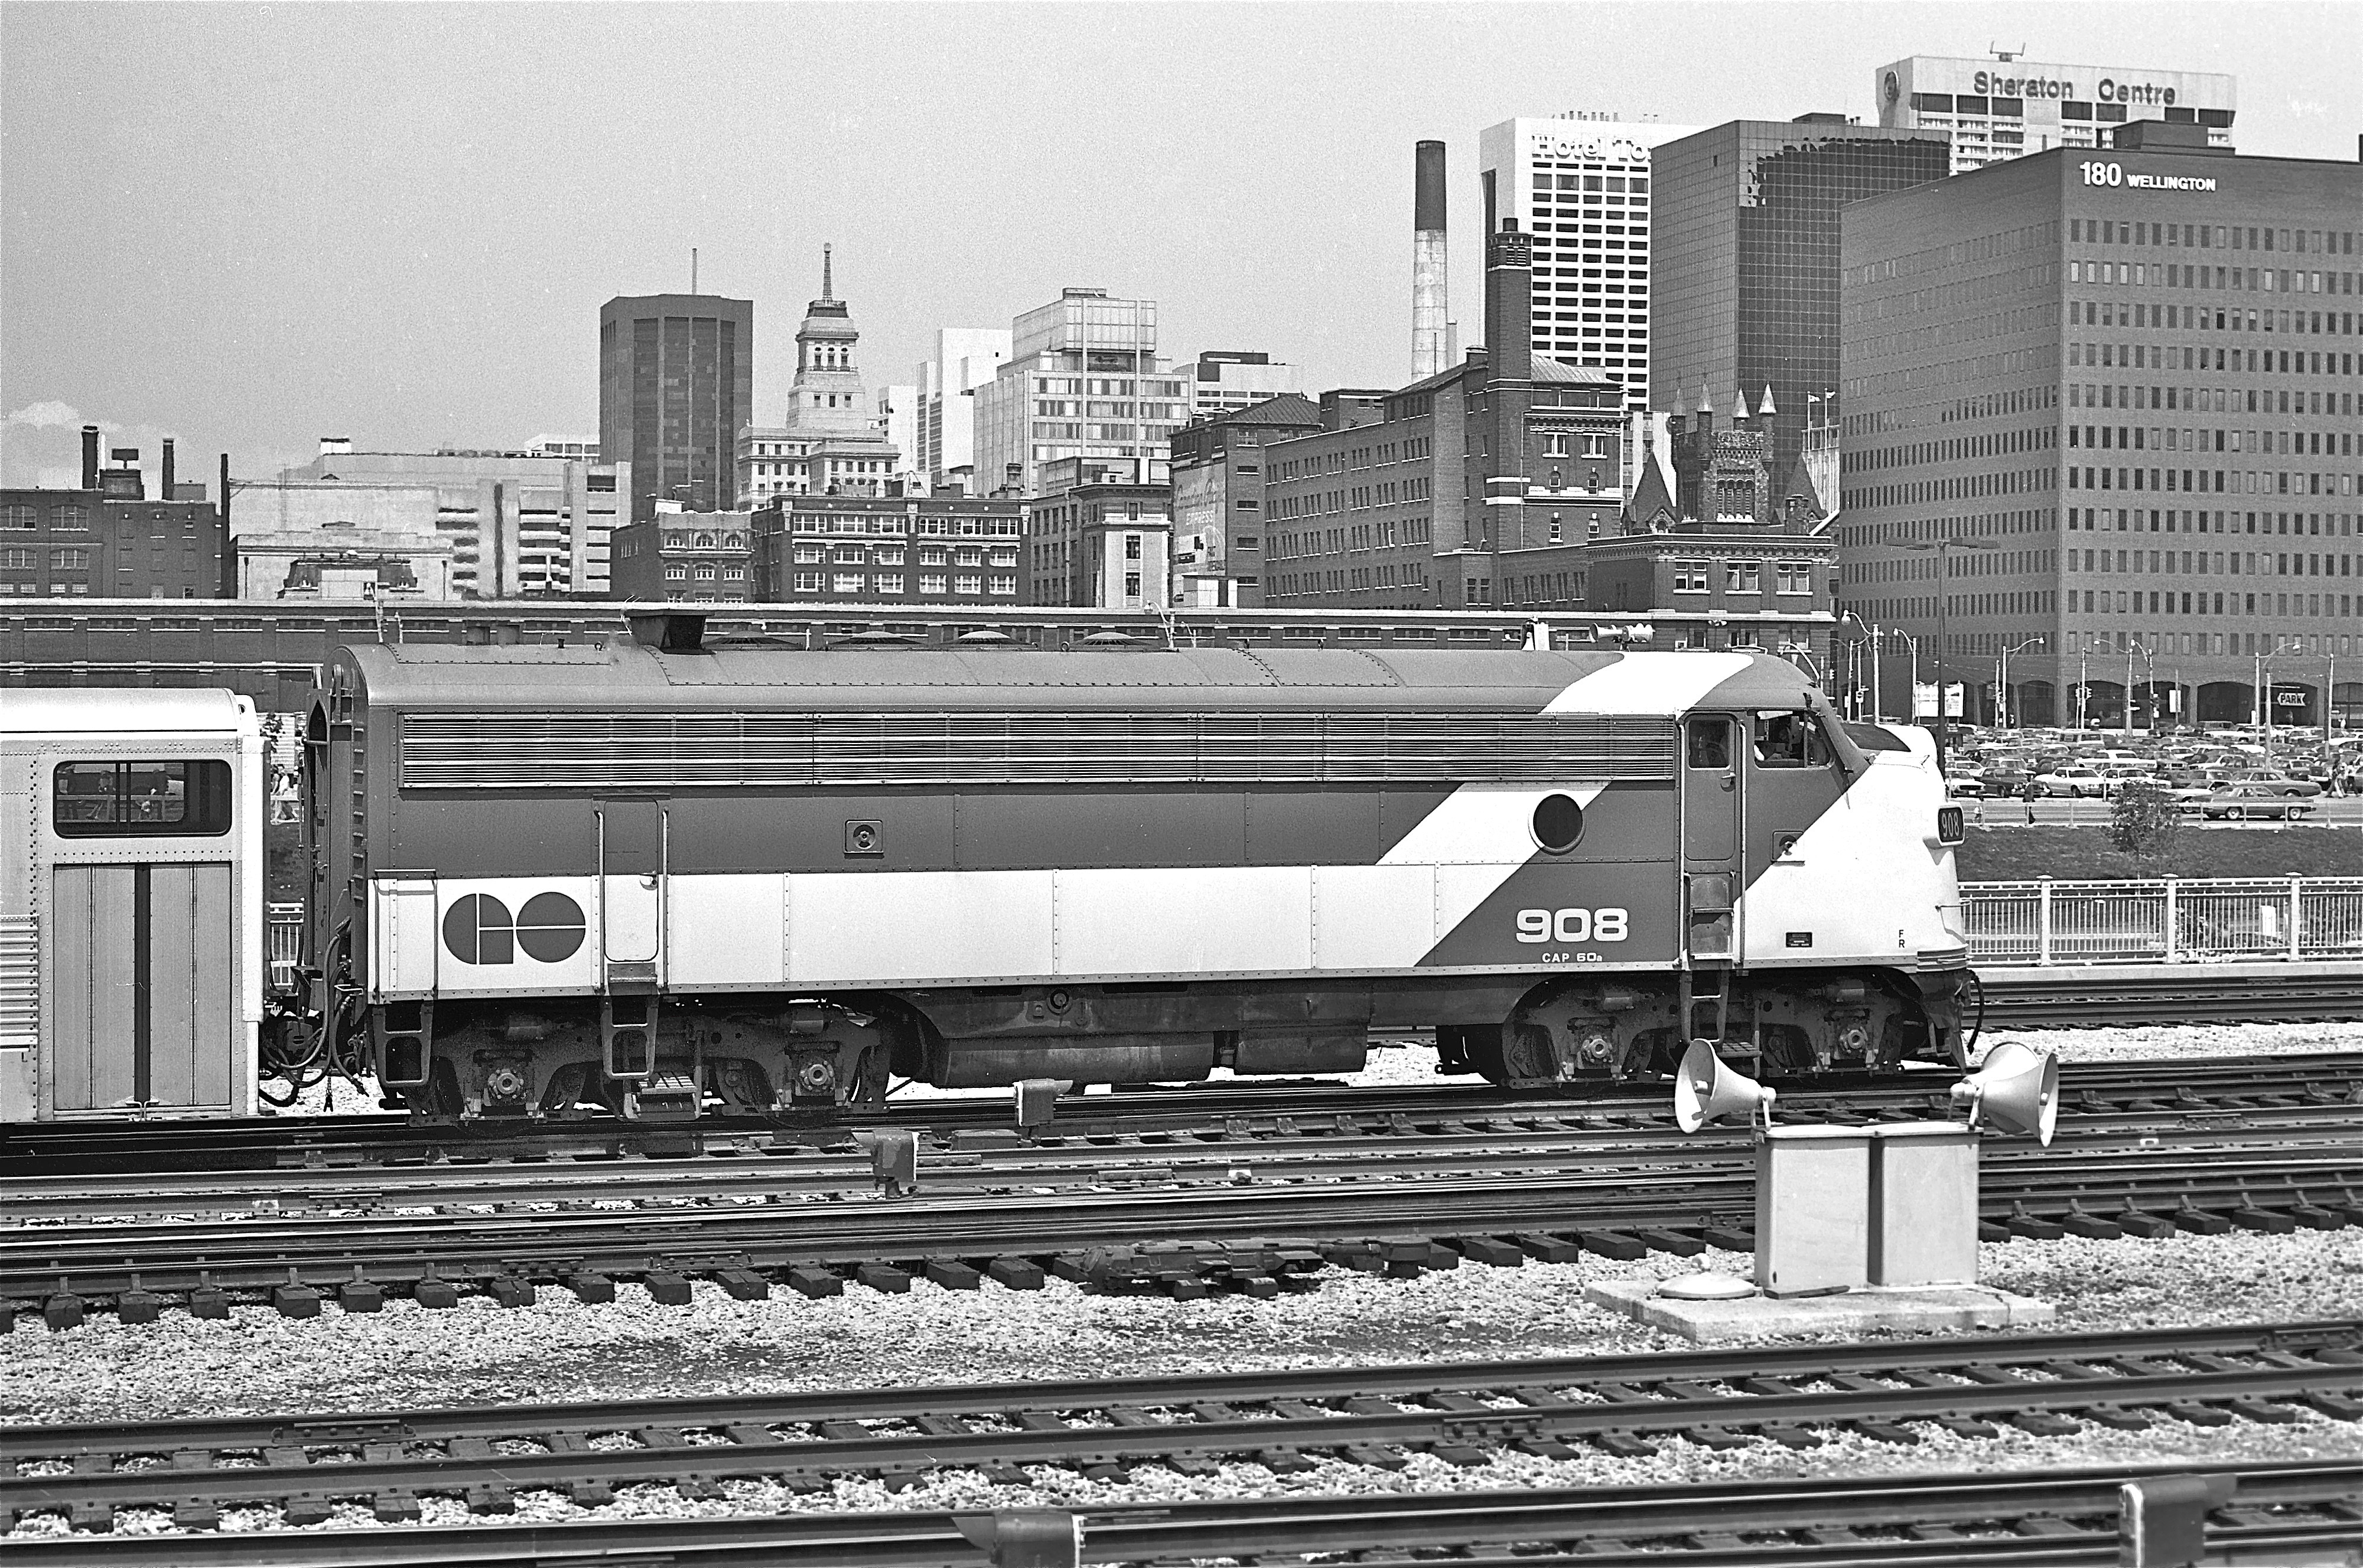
[1673,1039,1777,1133]
[1948,1039,2059,1146]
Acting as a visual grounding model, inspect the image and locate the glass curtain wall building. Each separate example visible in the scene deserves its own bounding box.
[1837,125,2361,729]
[1650,118,1952,499]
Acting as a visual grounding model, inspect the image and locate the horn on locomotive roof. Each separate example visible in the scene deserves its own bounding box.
[626,611,707,653]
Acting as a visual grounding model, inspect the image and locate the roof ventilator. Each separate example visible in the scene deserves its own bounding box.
[627,612,707,653]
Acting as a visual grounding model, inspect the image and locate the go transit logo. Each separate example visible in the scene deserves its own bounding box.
[442,892,587,964]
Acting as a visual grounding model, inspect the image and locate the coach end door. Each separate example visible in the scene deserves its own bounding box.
[51,863,236,1111]
[1681,716,1742,961]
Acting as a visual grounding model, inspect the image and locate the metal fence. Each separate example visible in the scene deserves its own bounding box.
[1964,878,2363,966]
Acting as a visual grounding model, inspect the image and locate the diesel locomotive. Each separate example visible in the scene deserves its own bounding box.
[2,619,1971,1124]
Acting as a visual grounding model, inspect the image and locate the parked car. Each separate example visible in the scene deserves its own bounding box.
[2032,766,2109,797]
[2192,783,2319,820]
[1978,769,2033,797]
[1945,775,1986,798]
[2232,773,2324,798]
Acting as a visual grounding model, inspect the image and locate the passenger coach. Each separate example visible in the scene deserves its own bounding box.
[301,617,1970,1120]
[2,690,265,1122]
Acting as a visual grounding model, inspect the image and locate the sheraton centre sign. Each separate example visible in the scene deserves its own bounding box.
[1973,70,2185,105]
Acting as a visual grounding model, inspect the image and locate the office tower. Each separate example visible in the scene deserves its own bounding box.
[1877,53,2235,173]
[1836,119,2359,729]
[1650,116,1952,497]
[914,327,1013,492]
[972,289,1186,498]
[1477,115,1700,417]
[1413,139,1449,380]
[737,250,901,505]
[598,292,754,521]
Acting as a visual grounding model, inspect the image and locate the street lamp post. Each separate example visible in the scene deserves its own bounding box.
[2129,640,2156,736]
[1897,537,2000,770]
[1998,636,2045,732]
[1837,611,1874,719]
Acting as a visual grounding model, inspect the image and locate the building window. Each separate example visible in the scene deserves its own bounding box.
[722,565,744,581]
[50,549,90,569]
[956,573,982,595]
[665,565,687,582]
[1726,560,1761,594]
[832,572,864,594]
[793,571,822,592]
[695,564,716,581]
[793,545,824,564]
[1124,573,1141,597]
[1125,533,1142,560]
[1776,561,1812,595]
[1672,559,1709,593]
[919,573,948,595]
[877,573,904,594]
[990,574,1017,595]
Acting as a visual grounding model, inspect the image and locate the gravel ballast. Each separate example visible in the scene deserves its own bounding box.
[14,1022,2357,1539]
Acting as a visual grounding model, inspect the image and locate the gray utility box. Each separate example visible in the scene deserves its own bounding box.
[1869,1121,1980,1286]
[1755,1125,1870,1298]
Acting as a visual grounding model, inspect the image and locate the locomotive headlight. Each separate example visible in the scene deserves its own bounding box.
[1935,805,1965,846]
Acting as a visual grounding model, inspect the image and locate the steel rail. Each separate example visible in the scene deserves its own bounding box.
[9,1100,2358,1223]
[6,1463,2357,1567]
[5,1051,2357,1181]
[5,1142,2359,1311]
[6,1324,2359,1533]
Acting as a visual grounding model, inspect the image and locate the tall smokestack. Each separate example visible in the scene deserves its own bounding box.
[162,438,176,501]
[82,425,100,490]
[1412,141,1449,380]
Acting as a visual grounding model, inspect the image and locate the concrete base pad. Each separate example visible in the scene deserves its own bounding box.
[1586,1277,2057,1343]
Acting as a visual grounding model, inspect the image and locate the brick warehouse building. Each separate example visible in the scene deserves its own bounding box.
[1262,224,1638,614]
[2,431,226,599]
[751,493,1023,605]
[1837,119,2361,728]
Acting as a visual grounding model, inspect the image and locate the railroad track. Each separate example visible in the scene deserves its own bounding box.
[8,1463,2360,1566]
[9,1084,2359,1224]
[8,1130,2359,1325]
[6,1323,2361,1548]
[8,1050,2358,1178]
[1977,965,2363,1028]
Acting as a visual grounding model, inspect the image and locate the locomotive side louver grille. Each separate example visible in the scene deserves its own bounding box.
[399,712,1675,790]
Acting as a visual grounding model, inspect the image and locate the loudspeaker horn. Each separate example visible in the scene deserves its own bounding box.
[1674,1038,1778,1133]
[1948,1039,2059,1145]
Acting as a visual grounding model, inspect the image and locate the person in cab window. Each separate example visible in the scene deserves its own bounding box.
[1752,712,1826,768]
[1687,718,1733,770]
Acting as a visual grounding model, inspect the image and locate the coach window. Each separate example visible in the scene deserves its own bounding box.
[53,759,233,837]
[1752,712,1831,769]
[1686,717,1733,770]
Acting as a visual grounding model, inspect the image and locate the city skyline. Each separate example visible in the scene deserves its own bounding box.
[3,1,2355,490]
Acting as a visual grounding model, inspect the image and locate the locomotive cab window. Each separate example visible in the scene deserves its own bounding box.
[1685,717,1733,770]
[1752,712,1831,770]
[52,759,233,837]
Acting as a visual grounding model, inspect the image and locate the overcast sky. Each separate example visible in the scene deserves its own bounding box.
[3,1,2354,490]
